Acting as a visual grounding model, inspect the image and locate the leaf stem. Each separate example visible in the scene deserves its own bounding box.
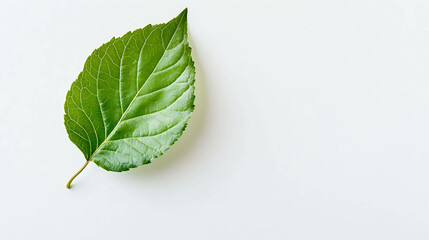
[66,160,90,189]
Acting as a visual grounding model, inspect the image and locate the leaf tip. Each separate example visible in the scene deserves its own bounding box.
[180,8,188,18]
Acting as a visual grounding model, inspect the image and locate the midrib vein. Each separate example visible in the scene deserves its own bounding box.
[87,14,185,161]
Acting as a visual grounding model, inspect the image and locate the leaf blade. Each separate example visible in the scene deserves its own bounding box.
[64,9,195,173]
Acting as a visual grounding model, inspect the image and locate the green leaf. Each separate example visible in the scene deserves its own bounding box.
[64,9,195,188]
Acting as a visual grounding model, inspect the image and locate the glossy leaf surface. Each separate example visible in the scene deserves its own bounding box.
[64,9,195,178]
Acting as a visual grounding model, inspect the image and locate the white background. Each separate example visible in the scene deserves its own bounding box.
[0,0,428,239]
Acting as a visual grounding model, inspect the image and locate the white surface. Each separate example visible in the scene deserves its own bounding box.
[0,0,428,239]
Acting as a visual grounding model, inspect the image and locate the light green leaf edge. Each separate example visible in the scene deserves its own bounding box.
[64,9,195,188]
